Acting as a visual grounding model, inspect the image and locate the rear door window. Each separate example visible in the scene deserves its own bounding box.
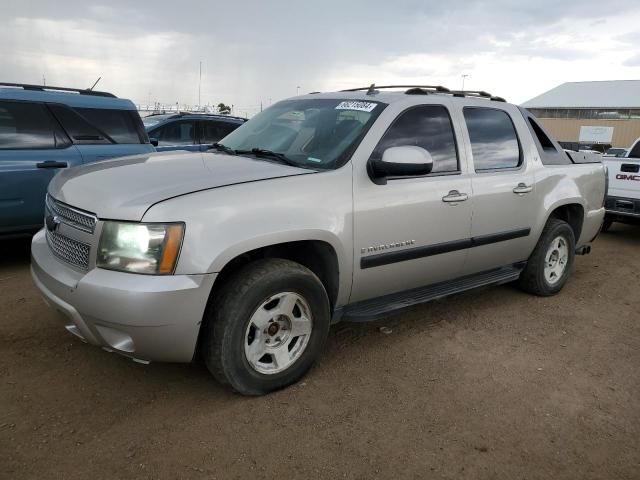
[48,104,111,145]
[464,107,522,171]
[48,105,144,145]
[200,121,238,144]
[74,108,143,144]
[151,121,195,145]
[0,101,63,150]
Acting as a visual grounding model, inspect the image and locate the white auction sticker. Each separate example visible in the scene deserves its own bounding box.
[335,101,377,112]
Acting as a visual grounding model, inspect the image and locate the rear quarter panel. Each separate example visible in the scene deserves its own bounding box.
[533,163,606,247]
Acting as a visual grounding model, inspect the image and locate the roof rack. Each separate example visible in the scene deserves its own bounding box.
[341,84,451,94]
[339,83,506,102]
[145,111,247,121]
[449,90,506,102]
[0,82,116,98]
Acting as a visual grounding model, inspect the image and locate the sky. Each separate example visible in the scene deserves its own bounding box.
[1,0,640,116]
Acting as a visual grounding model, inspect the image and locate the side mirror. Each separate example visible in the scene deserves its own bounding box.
[149,138,159,147]
[369,146,433,184]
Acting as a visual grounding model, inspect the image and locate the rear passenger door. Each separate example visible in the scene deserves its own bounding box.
[461,106,537,274]
[0,100,82,234]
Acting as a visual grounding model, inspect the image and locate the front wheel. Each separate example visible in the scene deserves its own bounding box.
[601,217,613,233]
[519,218,576,296]
[201,258,330,395]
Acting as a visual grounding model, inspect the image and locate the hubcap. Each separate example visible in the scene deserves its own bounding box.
[544,236,569,285]
[244,292,313,375]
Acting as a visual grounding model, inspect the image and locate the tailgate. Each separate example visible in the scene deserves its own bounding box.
[604,158,640,199]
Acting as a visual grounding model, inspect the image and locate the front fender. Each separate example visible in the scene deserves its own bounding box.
[141,169,354,302]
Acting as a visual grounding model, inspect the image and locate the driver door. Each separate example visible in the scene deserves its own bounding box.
[351,103,473,302]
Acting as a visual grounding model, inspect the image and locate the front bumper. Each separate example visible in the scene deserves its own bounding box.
[31,229,217,362]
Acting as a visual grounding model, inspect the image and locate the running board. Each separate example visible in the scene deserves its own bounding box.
[341,266,523,322]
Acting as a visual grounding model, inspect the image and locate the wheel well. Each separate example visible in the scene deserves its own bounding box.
[211,240,340,310]
[193,240,340,361]
[549,204,584,241]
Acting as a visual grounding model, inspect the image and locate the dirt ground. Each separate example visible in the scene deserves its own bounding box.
[1,225,639,480]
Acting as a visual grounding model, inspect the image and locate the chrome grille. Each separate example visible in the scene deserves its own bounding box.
[46,195,97,233]
[46,230,91,270]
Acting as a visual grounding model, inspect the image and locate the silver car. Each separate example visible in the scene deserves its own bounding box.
[31,86,606,395]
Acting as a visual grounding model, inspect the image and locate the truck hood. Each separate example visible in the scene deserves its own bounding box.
[49,151,316,220]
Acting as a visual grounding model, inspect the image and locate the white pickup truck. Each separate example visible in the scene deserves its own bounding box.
[602,137,640,231]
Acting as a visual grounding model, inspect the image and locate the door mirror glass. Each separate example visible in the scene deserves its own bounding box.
[370,146,433,183]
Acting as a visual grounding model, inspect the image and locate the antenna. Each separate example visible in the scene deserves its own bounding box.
[88,77,101,91]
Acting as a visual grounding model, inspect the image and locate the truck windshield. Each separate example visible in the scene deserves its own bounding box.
[219,98,386,170]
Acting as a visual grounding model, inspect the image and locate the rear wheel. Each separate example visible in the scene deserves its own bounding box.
[202,258,330,395]
[519,218,575,296]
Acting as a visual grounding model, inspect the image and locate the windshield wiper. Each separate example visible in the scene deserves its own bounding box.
[209,142,236,155]
[235,148,300,168]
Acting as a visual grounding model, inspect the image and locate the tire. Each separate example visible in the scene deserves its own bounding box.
[519,218,576,297]
[601,217,613,233]
[201,258,330,395]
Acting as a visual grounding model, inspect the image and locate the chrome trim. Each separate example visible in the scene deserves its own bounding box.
[45,229,91,270]
[46,194,98,233]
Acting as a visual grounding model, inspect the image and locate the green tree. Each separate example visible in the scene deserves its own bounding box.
[217,103,231,115]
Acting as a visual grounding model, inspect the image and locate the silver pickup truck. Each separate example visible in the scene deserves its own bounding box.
[31,85,606,395]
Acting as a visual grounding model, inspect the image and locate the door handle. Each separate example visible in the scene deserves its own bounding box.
[442,190,469,203]
[37,161,68,169]
[513,183,533,195]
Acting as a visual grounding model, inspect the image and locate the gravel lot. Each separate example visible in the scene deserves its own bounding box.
[1,225,639,480]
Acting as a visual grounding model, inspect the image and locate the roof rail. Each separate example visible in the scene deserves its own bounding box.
[341,84,451,94]
[0,82,116,98]
[450,90,506,102]
[339,84,506,101]
[145,111,247,121]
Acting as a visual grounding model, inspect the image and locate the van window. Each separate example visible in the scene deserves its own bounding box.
[49,105,144,145]
[75,108,143,144]
[151,121,195,145]
[629,140,640,159]
[0,101,57,150]
[372,105,459,174]
[464,107,521,171]
[200,121,238,144]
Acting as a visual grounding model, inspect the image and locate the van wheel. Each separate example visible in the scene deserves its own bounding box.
[601,217,613,233]
[519,218,575,296]
[202,258,330,395]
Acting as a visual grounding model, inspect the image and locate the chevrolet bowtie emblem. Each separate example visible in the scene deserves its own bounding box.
[45,213,61,232]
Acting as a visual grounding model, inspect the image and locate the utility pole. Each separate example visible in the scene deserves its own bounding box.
[297,86,301,96]
[461,74,469,90]
[42,74,46,86]
[198,61,202,107]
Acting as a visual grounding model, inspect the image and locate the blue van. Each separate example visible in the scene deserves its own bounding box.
[0,83,154,237]
[143,113,246,152]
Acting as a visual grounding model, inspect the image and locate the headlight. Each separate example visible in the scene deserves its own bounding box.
[97,222,184,275]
